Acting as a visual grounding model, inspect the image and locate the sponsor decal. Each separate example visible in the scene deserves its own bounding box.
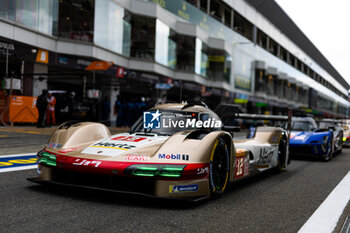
[58,147,81,153]
[158,153,189,161]
[72,159,101,168]
[197,167,208,175]
[47,142,63,149]
[143,110,221,129]
[91,142,135,150]
[111,136,146,142]
[169,184,198,193]
[144,110,161,129]
[295,135,306,140]
[125,154,148,161]
[244,156,249,176]
[162,117,221,128]
[236,148,246,157]
[235,157,244,178]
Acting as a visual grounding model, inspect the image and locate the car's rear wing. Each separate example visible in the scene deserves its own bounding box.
[237,113,288,121]
[316,118,344,130]
[214,104,291,127]
[316,119,342,123]
[214,103,292,137]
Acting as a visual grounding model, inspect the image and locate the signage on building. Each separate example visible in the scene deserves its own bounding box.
[208,55,225,62]
[234,93,248,104]
[85,61,113,71]
[87,89,100,99]
[235,75,251,92]
[57,55,91,69]
[36,49,49,64]
[155,83,173,90]
[116,67,125,78]
[3,78,21,90]
[0,42,15,55]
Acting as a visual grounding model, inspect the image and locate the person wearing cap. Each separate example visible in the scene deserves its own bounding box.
[46,91,56,126]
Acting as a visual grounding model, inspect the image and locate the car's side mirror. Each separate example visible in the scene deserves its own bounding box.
[222,125,240,132]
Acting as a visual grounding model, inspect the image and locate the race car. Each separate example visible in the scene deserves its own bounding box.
[288,117,341,161]
[340,119,350,147]
[318,119,344,154]
[28,102,290,201]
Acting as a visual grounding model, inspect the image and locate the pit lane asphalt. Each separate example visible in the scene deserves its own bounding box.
[1,129,350,233]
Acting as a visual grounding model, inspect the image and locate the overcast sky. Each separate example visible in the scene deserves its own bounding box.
[275,0,350,85]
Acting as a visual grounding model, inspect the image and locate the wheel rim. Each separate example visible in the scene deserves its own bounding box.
[212,141,228,191]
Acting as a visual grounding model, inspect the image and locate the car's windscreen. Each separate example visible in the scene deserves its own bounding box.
[129,110,222,136]
[290,121,316,131]
[319,122,331,129]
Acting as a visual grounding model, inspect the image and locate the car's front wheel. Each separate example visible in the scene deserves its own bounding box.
[323,138,333,161]
[209,137,229,198]
[275,137,287,173]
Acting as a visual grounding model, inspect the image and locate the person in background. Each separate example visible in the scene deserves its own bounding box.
[67,91,75,121]
[36,89,48,128]
[102,96,110,125]
[46,91,56,126]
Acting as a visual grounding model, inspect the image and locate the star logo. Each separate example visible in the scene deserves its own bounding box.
[150,110,161,122]
[143,110,162,129]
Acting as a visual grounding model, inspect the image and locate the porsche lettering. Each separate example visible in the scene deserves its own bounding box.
[197,167,208,175]
[72,159,101,168]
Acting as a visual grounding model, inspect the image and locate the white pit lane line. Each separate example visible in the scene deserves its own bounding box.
[0,153,36,158]
[298,170,350,233]
[0,165,38,173]
[0,153,37,173]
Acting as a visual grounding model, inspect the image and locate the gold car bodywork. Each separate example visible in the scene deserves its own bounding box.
[29,103,288,201]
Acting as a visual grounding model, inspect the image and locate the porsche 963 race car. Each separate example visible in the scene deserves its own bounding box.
[28,103,290,201]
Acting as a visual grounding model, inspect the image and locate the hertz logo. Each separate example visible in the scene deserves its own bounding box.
[91,142,136,150]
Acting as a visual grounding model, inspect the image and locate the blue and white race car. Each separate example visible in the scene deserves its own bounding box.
[288,117,342,161]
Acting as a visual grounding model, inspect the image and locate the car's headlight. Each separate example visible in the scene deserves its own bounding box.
[37,151,56,166]
[124,164,186,177]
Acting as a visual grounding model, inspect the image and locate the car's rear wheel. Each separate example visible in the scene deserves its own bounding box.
[275,137,287,173]
[209,137,229,198]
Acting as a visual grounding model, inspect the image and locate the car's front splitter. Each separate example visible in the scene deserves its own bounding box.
[27,177,209,202]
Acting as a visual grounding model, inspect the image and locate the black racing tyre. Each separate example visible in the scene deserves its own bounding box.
[275,137,287,173]
[337,133,343,154]
[323,136,333,162]
[209,137,230,199]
